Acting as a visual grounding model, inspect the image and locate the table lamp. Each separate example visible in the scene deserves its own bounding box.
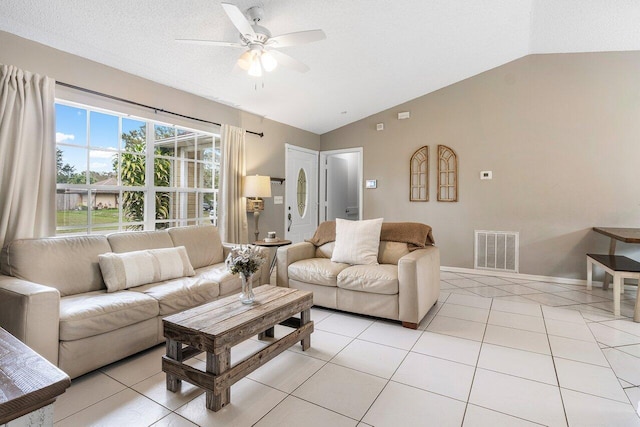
[243,175,272,241]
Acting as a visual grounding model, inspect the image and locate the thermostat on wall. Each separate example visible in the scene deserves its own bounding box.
[365,179,377,189]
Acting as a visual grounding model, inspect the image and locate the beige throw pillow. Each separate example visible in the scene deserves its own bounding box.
[99,246,195,292]
[331,218,383,265]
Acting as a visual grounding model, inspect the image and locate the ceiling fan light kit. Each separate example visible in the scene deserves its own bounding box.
[177,2,325,77]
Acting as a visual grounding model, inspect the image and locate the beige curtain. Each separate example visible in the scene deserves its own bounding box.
[0,65,56,249]
[219,124,248,243]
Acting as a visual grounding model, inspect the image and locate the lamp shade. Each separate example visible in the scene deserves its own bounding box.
[243,175,272,198]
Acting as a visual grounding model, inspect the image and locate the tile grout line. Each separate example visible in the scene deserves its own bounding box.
[540,306,571,427]
[460,295,493,426]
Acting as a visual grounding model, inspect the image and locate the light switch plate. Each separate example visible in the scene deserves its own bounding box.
[273,196,283,204]
[480,171,492,180]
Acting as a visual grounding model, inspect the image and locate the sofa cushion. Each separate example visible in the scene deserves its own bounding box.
[289,258,350,287]
[128,276,220,315]
[59,290,159,341]
[378,241,410,265]
[168,225,224,269]
[1,235,111,297]
[107,229,173,253]
[194,263,242,296]
[337,264,399,295]
[99,246,195,292]
[331,218,383,265]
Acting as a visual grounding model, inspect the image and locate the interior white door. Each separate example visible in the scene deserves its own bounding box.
[326,156,349,220]
[320,148,363,222]
[285,145,318,243]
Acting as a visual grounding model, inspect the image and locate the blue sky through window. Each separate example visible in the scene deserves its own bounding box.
[56,104,147,175]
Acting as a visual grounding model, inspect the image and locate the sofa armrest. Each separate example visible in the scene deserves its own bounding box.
[0,275,60,365]
[276,242,316,287]
[397,246,440,324]
[222,243,270,285]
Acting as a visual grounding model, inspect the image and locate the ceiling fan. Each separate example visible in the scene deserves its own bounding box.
[177,2,326,77]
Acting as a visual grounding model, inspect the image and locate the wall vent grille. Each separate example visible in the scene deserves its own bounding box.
[474,230,519,273]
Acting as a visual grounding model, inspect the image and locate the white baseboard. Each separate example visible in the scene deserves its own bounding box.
[440,266,602,287]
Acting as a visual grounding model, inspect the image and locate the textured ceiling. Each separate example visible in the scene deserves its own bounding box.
[1,0,640,134]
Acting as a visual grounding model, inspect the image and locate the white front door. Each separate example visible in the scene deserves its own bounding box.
[285,144,318,243]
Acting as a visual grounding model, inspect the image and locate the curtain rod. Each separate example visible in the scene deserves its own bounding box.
[55,81,264,138]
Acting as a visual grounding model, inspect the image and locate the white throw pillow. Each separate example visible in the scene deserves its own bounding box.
[99,246,195,292]
[331,218,383,265]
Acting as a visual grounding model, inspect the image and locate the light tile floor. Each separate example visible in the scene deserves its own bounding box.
[53,271,640,426]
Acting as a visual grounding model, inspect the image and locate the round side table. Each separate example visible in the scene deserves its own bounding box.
[252,239,292,275]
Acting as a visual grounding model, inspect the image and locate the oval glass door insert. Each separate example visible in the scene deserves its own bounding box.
[297,168,307,217]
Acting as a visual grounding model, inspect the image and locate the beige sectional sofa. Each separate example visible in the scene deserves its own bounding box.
[276,221,440,328]
[0,225,269,378]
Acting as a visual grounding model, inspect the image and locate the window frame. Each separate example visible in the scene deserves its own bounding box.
[55,99,220,235]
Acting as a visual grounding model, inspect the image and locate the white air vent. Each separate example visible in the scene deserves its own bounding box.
[474,230,519,273]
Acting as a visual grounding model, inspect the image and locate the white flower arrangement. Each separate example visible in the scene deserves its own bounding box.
[225,245,267,278]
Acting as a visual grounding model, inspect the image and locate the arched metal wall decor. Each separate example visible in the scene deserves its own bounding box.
[437,145,458,202]
[410,146,429,201]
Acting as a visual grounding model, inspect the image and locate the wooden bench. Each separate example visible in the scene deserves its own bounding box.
[587,254,640,321]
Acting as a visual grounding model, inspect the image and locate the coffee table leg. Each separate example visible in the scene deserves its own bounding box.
[301,308,311,351]
[166,338,182,392]
[206,350,230,411]
[258,326,275,340]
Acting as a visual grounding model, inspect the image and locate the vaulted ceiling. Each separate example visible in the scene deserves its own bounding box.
[1,0,639,134]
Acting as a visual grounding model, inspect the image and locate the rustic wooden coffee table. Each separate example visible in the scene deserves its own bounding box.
[162,285,313,411]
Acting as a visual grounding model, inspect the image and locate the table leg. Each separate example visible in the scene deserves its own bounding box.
[165,338,182,392]
[300,309,311,351]
[603,238,617,290]
[613,273,621,317]
[586,258,593,290]
[206,350,230,411]
[269,250,278,275]
[258,326,275,340]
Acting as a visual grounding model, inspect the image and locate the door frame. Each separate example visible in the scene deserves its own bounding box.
[319,147,363,222]
[284,143,319,241]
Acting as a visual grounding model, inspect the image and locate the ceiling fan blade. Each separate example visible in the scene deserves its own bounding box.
[221,2,256,39]
[175,39,245,48]
[268,30,326,47]
[267,50,310,73]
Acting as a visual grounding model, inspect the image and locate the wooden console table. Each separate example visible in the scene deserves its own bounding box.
[593,227,640,289]
[0,328,71,425]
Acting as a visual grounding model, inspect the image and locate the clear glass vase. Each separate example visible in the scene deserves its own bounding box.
[238,272,255,304]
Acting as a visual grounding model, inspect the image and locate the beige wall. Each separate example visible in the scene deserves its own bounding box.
[321,52,640,279]
[0,31,320,241]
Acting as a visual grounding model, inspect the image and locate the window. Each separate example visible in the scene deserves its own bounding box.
[55,101,219,235]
